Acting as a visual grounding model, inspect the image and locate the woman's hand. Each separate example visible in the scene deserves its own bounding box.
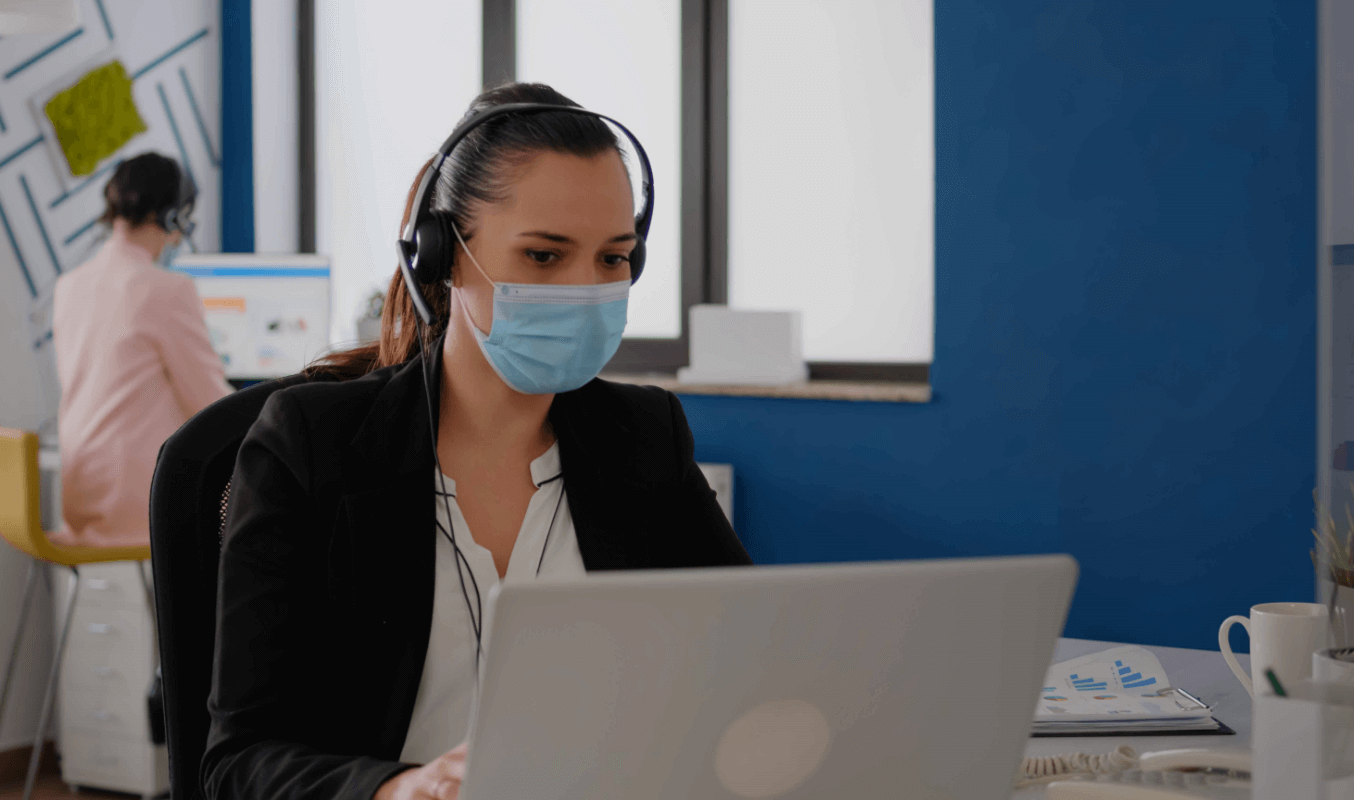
[374,743,467,800]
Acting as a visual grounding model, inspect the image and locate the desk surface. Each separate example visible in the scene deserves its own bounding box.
[1013,638,1251,798]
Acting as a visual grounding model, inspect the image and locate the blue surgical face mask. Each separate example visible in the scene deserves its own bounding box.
[452,226,629,394]
[158,239,181,268]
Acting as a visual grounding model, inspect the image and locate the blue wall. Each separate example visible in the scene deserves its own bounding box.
[683,0,1317,651]
[220,0,252,252]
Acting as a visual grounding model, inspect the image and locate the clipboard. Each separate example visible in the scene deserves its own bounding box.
[1032,718,1237,738]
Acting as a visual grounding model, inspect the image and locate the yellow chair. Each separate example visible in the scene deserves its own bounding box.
[0,428,151,800]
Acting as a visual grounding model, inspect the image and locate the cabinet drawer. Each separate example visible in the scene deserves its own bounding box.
[64,604,152,666]
[59,684,149,740]
[79,573,146,609]
[61,654,151,694]
[64,563,152,611]
[60,732,157,794]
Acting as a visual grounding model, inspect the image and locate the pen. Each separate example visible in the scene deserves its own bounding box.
[1265,669,1287,697]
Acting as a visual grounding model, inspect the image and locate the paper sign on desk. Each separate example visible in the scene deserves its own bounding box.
[1034,646,1217,734]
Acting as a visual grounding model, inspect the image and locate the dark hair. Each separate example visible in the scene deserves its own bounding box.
[99,152,190,228]
[309,82,624,380]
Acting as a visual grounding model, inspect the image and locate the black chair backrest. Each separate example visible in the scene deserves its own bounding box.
[148,375,309,800]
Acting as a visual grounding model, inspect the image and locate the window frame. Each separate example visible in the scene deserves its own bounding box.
[300,0,929,383]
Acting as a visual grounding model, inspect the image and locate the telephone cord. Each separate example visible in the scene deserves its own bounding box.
[1016,745,1139,789]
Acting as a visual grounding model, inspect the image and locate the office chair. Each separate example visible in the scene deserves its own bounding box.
[147,374,311,800]
[0,428,153,800]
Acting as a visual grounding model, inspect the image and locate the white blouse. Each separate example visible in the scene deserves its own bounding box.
[398,442,586,765]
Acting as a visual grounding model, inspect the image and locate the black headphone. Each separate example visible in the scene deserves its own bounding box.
[156,162,197,238]
[396,102,655,327]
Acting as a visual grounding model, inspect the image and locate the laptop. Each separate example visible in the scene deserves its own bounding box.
[460,555,1078,800]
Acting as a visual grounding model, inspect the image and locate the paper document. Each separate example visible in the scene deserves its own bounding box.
[1033,646,1216,734]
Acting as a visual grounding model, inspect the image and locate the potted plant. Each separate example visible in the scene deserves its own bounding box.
[356,289,385,344]
[1313,487,1354,650]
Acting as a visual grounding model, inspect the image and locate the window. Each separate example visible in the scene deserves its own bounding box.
[304,0,933,380]
[315,0,481,344]
[518,0,683,339]
[727,0,933,364]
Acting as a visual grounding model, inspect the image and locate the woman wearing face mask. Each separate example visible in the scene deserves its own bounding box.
[204,83,750,800]
[52,151,230,549]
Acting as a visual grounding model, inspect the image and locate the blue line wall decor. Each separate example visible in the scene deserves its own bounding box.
[132,28,210,81]
[0,198,34,298]
[0,136,42,172]
[678,0,1317,651]
[62,215,99,246]
[179,67,219,166]
[49,160,119,209]
[156,82,195,188]
[5,28,84,81]
[20,175,60,274]
[93,0,114,41]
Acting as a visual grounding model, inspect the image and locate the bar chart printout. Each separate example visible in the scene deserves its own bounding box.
[1034,645,1211,725]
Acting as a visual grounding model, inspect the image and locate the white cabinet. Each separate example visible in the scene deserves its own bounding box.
[54,562,167,797]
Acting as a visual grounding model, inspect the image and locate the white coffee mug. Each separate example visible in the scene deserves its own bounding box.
[1219,602,1329,698]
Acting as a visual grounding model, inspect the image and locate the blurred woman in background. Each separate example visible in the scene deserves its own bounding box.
[52,152,231,548]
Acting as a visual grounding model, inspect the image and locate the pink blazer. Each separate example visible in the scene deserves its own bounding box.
[52,232,231,548]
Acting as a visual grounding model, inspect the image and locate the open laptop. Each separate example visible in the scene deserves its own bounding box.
[461,555,1078,800]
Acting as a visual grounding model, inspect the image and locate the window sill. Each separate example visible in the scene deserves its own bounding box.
[601,374,931,403]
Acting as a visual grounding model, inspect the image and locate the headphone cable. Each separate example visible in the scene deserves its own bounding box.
[416,332,485,676]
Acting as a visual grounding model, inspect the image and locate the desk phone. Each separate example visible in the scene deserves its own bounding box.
[1047,771,1249,799]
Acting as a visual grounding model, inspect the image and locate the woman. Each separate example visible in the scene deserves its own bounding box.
[53,152,230,549]
[205,83,750,800]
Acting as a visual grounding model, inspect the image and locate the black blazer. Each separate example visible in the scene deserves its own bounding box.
[202,347,751,800]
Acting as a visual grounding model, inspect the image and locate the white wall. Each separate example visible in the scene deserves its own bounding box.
[252,0,298,254]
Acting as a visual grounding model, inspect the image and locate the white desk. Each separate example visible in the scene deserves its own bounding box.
[1014,638,1251,798]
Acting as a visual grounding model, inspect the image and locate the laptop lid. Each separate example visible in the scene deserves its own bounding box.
[461,554,1077,800]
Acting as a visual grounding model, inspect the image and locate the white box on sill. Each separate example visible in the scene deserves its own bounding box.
[677,305,808,386]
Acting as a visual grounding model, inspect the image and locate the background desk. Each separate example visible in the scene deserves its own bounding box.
[1014,638,1252,799]
[36,447,167,796]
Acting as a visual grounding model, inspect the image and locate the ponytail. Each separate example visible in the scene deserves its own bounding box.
[306,158,449,380]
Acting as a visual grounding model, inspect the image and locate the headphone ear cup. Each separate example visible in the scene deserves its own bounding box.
[629,236,646,283]
[413,215,454,285]
[158,163,191,233]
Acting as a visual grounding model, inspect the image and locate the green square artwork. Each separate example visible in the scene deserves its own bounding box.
[44,60,146,177]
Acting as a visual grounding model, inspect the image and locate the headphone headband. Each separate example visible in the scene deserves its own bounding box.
[397,102,655,327]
